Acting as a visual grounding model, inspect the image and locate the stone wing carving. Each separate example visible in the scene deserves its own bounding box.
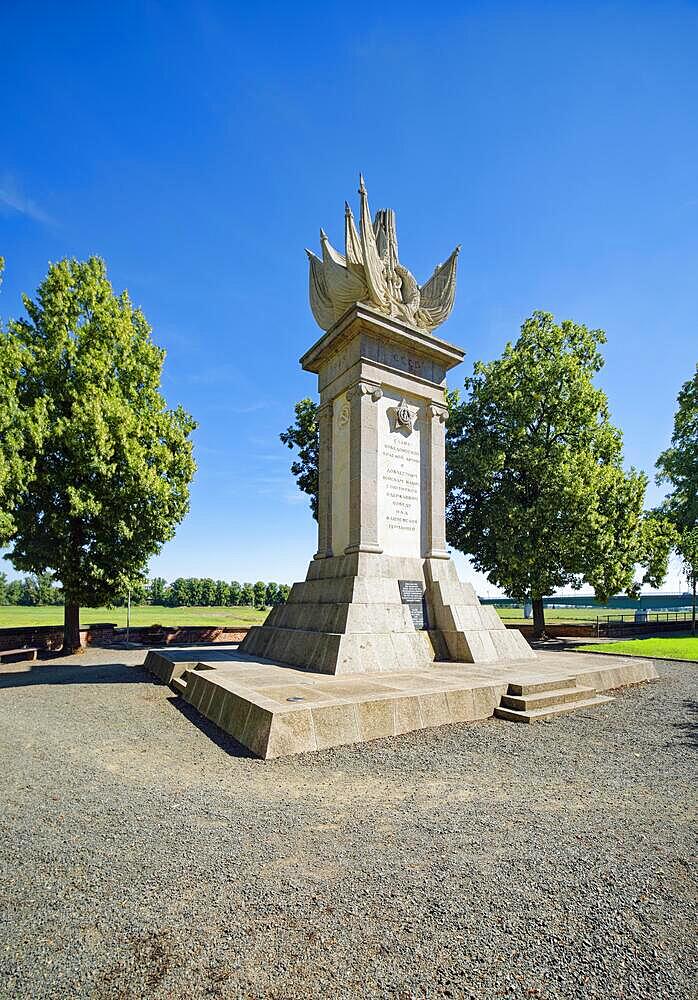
[417,248,460,330]
[307,176,459,333]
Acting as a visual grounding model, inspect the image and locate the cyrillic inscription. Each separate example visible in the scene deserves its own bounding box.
[399,579,428,630]
[378,393,422,557]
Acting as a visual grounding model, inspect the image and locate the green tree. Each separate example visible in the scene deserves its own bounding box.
[20,571,60,606]
[5,257,196,652]
[446,312,671,638]
[148,577,168,604]
[240,582,254,607]
[677,527,698,636]
[656,364,698,634]
[253,580,267,609]
[200,577,217,606]
[656,364,698,531]
[168,577,190,607]
[215,580,230,606]
[277,583,291,605]
[265,581,279,606]
[228,580,242,606]
[281,398,319,520]
[0,258,46,542]
[5,579,23,605]
[0,571,7,605]
[116,577,147,606]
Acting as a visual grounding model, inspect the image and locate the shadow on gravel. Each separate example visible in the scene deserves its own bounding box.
[0,660,153,689]
[166,695,256,759]
[674,698,698,750]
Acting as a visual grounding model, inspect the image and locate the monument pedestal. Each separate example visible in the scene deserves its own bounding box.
[241,305,534,671]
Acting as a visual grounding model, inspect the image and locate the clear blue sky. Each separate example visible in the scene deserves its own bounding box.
[1,1,696,594]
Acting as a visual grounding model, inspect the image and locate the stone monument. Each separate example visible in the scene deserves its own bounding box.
[241,177,534,673]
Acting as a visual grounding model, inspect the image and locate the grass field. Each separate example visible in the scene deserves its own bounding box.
[0,604,269,629]
[576,636,698,661]
[494,606,672,623]
[0,603,679,629]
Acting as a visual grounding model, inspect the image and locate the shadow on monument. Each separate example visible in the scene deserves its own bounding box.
[166,694,256,759]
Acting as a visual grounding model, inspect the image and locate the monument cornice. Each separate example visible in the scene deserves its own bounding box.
[300,303,465,376]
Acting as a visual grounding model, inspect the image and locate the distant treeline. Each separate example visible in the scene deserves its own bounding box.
[144,577,291,608]
[0,572,291,609]
[0,572,63,606]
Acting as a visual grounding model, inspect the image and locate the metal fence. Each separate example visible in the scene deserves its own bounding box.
[599,610,696,638]
[502,609,696,637]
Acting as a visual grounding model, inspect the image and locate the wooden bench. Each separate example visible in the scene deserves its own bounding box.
[0,646,39,664]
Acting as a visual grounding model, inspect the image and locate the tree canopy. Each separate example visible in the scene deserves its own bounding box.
[656,363,698,531]
[676,527,698,635]
[445,311,672,636]
[4,257,197,651]
[656,368,698,634]
[0,258,46,542]
[280,398,319,520]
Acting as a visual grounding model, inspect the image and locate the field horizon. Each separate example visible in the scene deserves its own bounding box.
[0,603,687,630]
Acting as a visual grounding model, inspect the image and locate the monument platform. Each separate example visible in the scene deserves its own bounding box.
[144,645,657,759]
[240,304,534,675]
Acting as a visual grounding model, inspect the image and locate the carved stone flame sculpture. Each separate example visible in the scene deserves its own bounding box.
[306,175,460,333]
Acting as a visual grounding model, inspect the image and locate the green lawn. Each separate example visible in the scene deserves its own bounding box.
[0,604,681,628]
[0,604,269,629]
[494,606,668,623]
[576,636,698,661]
[0,602,679,629]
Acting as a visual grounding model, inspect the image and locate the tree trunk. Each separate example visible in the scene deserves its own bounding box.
[532,596,547,641]
[63,600,82,655]
[692,576,696,638]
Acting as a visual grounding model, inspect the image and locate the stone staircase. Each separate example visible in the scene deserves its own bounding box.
[171,673,189,696]
[494,676,614,723]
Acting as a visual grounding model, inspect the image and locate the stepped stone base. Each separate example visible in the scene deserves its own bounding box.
[240,552,534,674]
[143,646,657,759]
[494,675,615,723]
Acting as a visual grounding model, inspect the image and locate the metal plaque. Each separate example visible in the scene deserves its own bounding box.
[398,579,428,630]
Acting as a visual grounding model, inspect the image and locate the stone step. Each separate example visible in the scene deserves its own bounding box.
[171,674,188,695]
[506,676,577,697]
[500,685,597,711]
[494,694,615,724]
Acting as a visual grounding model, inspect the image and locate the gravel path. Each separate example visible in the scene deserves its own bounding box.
[0,648,695,999]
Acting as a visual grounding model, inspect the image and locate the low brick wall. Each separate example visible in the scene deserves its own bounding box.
[506,623,595,640]
[123,625,250,646]
[0,622,118,652]
[0,622,251,653]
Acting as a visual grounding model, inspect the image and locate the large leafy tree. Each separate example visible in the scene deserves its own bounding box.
[656,364,698,531]
[280,398,319,520]
[446,312,671,637]
[676,528,698,636]
[6,257,196,653]
[0,258,46,542]
[656,366,698,635]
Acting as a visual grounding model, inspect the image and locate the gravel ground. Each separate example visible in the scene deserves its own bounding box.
[0,648,695,1000]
